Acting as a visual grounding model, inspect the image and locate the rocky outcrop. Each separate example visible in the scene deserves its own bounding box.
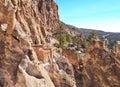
[62,49,79,67]
[19,56,55,87]
[45,56,76,87]
[76,40,120,87]
[0,0,59,87]
[116,41,120,55]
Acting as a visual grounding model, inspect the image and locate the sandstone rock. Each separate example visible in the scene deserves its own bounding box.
[45,56,76,87]
[79,40,120,87]
[55,56,74,76]
[25,63,43,79]
[0,0,59,87]
[19,56,55,87]
[44,63,61,87]
[116,41,120,55]
[0,24,8,31]
[62,49,79,67]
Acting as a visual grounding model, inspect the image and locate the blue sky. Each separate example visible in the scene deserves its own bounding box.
[54,0,120,32]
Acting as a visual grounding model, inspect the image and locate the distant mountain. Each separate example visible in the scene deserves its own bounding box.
[63,23,120,41]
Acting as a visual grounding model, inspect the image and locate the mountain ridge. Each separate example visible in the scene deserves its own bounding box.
[63,23,120,41]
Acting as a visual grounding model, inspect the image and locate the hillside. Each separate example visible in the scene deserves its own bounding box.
[65,24,120,41]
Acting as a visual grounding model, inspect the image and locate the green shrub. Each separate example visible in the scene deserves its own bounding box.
[53,43,60,48]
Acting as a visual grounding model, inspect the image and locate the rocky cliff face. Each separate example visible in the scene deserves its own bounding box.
[78,40,120,87]
[60,39,120,87]
[0,0,60,87]
[0,0,120,87]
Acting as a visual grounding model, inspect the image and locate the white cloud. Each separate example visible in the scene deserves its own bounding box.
[71,18,120,32]
[75,24,120,32]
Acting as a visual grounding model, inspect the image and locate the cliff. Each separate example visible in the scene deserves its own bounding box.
[0,0,60,87]
[0,0,120,87]
[61,39,120,87]
[82,40,120,87]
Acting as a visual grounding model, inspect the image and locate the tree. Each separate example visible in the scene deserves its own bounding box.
[108,39,116,50]
[87,30,98,42]
[53,24,67,48]
[72,33,83,50]
[66,32,72,43]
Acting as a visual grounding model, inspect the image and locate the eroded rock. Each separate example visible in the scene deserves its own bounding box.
[116,41,120,55]
[81,40,120,87]
[0,0,59,87]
